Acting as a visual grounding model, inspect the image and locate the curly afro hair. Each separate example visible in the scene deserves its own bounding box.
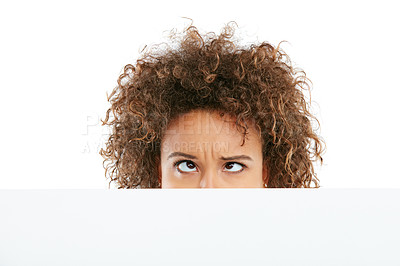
[99,21,325,189]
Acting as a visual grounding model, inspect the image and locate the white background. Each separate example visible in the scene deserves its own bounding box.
[1,0,399,188]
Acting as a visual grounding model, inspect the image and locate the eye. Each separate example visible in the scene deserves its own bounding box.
[224,162,245,173]
[175,160,198,173]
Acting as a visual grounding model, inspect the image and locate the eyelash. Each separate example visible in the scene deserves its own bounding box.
[173,160,247,174]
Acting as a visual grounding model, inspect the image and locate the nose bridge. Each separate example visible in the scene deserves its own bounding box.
[198,138,221,188]
[200,165,218,188]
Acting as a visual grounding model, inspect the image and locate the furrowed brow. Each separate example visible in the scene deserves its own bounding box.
[220,155,253,161]
[167,152,198,160]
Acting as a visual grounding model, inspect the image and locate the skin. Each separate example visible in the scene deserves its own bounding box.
[159,109,268,188]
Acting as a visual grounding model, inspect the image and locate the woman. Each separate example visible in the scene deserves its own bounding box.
[99,22,325,189]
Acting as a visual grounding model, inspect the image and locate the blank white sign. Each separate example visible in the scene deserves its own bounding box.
[1,189,399,265]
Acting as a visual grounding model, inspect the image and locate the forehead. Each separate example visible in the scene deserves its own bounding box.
[161,110,261,153]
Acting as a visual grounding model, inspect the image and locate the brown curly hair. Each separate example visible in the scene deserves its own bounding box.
[99,21,325,189]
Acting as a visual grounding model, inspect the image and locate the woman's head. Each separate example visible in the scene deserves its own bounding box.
[100,22,325,188]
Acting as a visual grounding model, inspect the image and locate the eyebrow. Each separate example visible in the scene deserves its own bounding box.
[167,152,253,161]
